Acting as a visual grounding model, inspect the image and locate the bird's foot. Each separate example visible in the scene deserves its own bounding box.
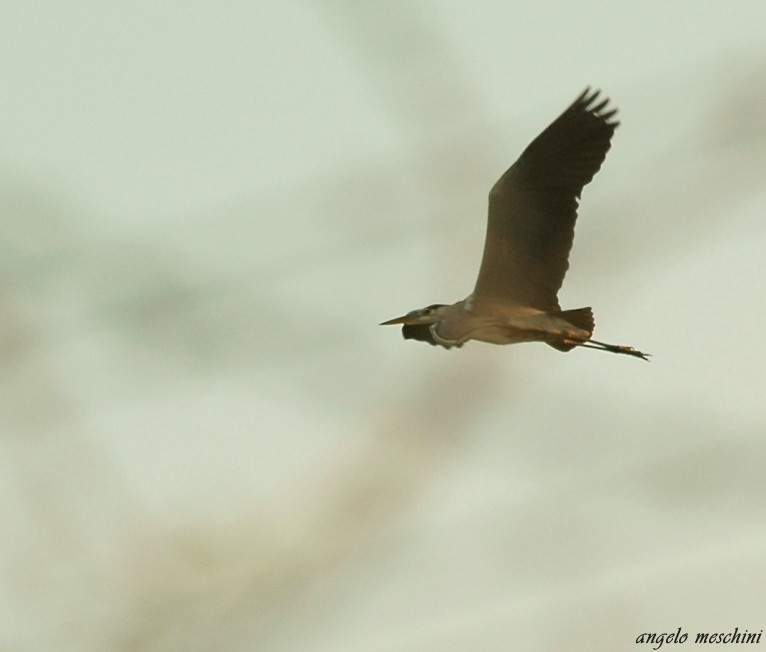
[568,339,651,361]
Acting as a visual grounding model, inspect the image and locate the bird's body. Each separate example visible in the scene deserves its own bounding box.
[394,300,593,349]
[382,89,649,360]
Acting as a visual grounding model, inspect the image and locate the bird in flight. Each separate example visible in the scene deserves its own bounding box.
[381,88,649,360]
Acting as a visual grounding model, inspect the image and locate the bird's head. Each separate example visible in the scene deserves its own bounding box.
[380,304,447,326]
[381,303,450,349]
[380,304,448,347]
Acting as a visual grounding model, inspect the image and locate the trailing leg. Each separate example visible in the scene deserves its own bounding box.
[563,338,650,361]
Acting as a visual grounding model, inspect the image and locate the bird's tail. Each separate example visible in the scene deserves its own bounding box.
[547,307,594,352]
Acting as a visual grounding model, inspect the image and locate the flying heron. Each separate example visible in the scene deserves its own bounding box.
[382,88,649,360]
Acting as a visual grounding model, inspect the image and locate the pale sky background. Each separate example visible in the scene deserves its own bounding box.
[2,2,766,651]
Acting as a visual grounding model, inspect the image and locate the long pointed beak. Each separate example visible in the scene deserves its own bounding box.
[380,314,415,326]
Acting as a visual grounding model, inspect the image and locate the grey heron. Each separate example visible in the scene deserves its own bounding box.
[382,88,649,361]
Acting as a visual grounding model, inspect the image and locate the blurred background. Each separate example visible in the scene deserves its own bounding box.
[2,1,766,650]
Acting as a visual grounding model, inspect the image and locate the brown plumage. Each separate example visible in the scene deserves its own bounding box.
[474,88,618,312]
[382,89,649,361]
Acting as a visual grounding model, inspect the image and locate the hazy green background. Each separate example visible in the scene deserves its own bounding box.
[2,1,766,650]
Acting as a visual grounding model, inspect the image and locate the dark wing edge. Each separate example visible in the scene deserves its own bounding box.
[402,323,458,349]
[472,88,619,311]
[402,323,440,346]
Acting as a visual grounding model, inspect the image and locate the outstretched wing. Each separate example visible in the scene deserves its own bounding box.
[472,88,618,312]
